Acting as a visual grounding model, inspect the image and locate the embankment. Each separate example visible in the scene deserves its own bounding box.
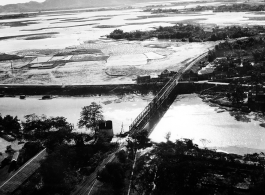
[0,83,164,96]
[0,82,231,96]
[176,82,230,94]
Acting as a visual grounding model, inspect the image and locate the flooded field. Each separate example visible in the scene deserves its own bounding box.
[150,94,265,155]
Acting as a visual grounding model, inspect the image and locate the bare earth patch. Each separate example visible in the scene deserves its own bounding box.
[0,40,215,85]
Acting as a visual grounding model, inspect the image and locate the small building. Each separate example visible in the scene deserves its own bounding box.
[98,120,114,142]
[181,65,200,81]
[248,87,265,112]
[160,69,176,78]
[181,70,199,81]
[137,75,151,84]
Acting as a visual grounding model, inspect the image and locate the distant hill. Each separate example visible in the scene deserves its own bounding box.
[0,0,177,13]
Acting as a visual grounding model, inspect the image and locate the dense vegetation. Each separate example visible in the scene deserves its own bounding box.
[209,36,265,81]
[96,134,265,195]
[1,100,265,195]
[95,130,152,195]
[132,139,265,195]
[144,8,179,13]
[190,3,265,12]
[107,24,264,41]
[198,36,265,112]
[147,3,265,13]
[0,102,120,195]
[0,114,21,136]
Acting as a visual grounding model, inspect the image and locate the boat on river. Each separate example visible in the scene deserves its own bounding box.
[20,95,26,99]
[42,95,53,100]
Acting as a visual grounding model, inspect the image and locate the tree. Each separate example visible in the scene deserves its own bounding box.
[116,150,127,164]
[165,132,171,142]
[78,102,104,137]
[97,162,125,193]
[22,114,73,151]
[131,130,152,149]
[208,49,216,62]
[22,114,49,134]
[1,115,21,135]
[134,30,142,39]
[44,126,73,151]
[109,29,125,39]
[228,81,246,105]
[39,145,79,194]
[132,140,206,195]
[18,142,44,165]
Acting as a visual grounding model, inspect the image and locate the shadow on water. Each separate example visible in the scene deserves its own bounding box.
[142,87,180,136]
[227,109,265,124]
[229,111,251,123]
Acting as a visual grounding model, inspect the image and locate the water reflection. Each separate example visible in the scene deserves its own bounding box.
[229,111,251,123]
[149,94,265,155]
[0,94,152,135]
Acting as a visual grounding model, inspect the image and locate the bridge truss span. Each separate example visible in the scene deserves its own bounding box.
[129,52,208,136]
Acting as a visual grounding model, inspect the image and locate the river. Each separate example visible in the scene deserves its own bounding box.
[0,94,152,153]
[150,94,265,155]
[1,94,265,155]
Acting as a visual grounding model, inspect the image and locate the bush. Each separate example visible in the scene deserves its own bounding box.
[116,150,127,164]
[98,162,125,189]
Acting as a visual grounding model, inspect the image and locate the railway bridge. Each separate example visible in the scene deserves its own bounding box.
[129,52,208,136]
[70,51,209,195]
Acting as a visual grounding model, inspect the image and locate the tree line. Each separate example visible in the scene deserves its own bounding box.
[188,3,265,12]
[107,24,265,42]
[131,139,265,195]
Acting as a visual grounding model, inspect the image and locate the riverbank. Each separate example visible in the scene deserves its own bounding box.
[0,81,233,96]
[0,83,163,96]
[0,94,153,134]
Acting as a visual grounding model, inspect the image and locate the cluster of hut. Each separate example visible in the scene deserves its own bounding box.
[136,69,177,84]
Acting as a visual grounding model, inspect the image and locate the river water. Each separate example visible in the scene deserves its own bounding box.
[2,1,265,155]
[1,94,265,155]
[149,94,265,155]
[0,94,152,153]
